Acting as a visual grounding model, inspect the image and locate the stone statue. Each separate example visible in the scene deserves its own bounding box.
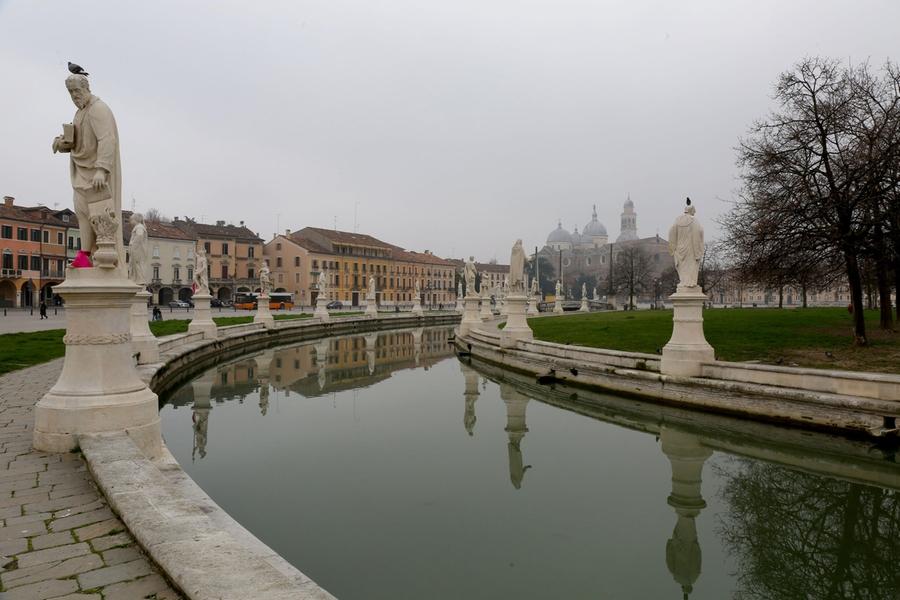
[464,256,477,295]
[368,275,376,297]
[259,261,272,295]
[668,198,704,288]
[415,279,421,295]
[530,277,538,297]
[457,281,462,298]
[317,270,328,299]
[581,282,587,299]
[555,280,563,299]
[194,244,209,294]
[127,213,148,285]
[53,73,123,270]
[509,240,526,292]
[594,286,599,300]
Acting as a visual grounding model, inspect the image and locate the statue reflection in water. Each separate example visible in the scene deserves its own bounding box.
[254,350,275,416]
[500,383,532,489]
[660,426,712,600]
[190,372,216,461]
[460,363,480,436]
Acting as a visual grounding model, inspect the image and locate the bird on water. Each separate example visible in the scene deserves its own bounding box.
[67,62,89,76]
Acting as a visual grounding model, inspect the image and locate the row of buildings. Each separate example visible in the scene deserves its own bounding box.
[1,196,458,308]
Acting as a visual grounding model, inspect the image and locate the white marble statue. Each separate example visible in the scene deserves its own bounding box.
[368,275,376,297]
[127,213,149,285]
[581,282,587,299]
[509,239,526,292]
[53,74,123,269]
[194,244,209,294]
[530,277,539,297]
[415,279,421,295]
[668,199,704,288]
[594,286,599,300]
[555,280,563,299]
[259,261,272,295]
[317,270,328,299]
[457,281,463,298]
[464,256,477,295]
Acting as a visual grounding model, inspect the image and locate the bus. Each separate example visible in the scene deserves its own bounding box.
[233,292,294,310]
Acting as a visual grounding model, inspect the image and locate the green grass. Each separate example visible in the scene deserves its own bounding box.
[0,330,66,375]
[528,308,900,373]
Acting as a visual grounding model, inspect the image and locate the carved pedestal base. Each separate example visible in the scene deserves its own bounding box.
[253,293,275,329]
[411,298,424,317]
[455,297,464,313]
[364,296,378,318]
[188,292,218,339]
[130,290,159,364]
[553,299,564,314]
[580,297,589,312]
[479,293,493,320]
[314,297,330,322]
[527,297,539,315]
[458,294,482,337]
[33,267,161,459]
[661,286,714,377]
[500,294,533,349]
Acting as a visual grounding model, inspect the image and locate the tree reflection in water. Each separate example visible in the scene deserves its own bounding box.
[717,459,900,599]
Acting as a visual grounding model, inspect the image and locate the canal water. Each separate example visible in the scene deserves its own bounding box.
[159,326,900,600]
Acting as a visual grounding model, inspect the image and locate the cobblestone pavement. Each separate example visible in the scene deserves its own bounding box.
[0,360,182,600]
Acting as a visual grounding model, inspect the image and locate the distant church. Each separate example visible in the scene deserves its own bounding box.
[539,197,674,303]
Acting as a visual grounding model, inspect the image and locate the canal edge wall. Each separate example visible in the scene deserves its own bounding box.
[457,320,900,437]
[81,312,461,600]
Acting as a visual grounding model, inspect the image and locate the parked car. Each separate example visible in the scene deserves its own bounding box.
[326,300,343,309]
[168,300,190,308]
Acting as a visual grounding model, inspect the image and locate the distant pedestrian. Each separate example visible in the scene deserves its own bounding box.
[39,301,48,320]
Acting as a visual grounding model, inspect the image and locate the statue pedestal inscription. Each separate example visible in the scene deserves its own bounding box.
[314,296,330,322]
[459,293,482,337]
[254,293,275,329]
[500,294,533,349]
[188,292,218,339]
[661,286,714,377]
[33,267,161,459]
[130,289,159,364]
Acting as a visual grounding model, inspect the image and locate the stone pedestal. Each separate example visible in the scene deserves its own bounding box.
[364,294,378,318]
[460,363,479,436]
[661,286,714,377]
[130,289,159,364]
[455,296,464,313]
[33,267,161,459]
[459,294,482,337]
[188,292,218,339]
[411,296,424,317]
[479,291,493,320]
[499,297,508,316]
[580,297,589,312]
[314,296,330,322]
[553,298,564,314]
[500,294,533,349]
[501,383,530,490]
[365,333,378,374]
[527,295,539,315]
[253,293,275,329]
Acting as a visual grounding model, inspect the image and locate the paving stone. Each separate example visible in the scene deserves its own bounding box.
[77,557,153,590]
[48,507,113,532]
[48,594,102,600]
[0,521,46,541]
[102,544,142,566]
[2,577,79,600]
[4,512,50,527]
[74,518,123,542]
[101,573,176,600]
[52,499,105,520]
[29,530,75,550]
[2,552,103,588]
[0,538,27,556]
[16,541,91,568]
[24,492,99,514]
[89,532,131,552]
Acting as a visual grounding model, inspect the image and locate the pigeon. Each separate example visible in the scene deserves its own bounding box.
[68,62,89,76]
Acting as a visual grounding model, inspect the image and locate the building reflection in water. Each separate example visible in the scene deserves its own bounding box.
[660,426,711,600]
[460,363,480,436]
[500,383,532,490]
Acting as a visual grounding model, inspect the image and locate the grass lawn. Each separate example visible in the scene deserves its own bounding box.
[528,308,900,374]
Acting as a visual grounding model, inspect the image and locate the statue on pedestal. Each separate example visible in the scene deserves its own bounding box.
[415,278,421,296]
[194,244,209,294]
[127,213,148,286]
[668,198,704,288]
[259,261,272,295]
[464,256,477,295]
[317,270,328,300]
[555,280,563,299]
[581,282,587,299]
[530,277,539,298]
[53,74,123,270]
[368,275,376,298]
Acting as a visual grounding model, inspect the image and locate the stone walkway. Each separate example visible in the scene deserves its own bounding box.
[0,360,181,600]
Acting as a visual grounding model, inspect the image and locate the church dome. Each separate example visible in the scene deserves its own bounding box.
[583,205,607,237]
[546,221,573,244]
[571,226,585,245]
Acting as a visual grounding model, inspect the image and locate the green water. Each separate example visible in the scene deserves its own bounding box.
[159,326,900,600]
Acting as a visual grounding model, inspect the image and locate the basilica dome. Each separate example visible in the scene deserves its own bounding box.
[546,221,573,245]
[583,205,607,237]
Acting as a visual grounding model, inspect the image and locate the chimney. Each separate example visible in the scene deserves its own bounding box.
[3,196,13,208]
[239,220,245,227]
[216,220,225,227]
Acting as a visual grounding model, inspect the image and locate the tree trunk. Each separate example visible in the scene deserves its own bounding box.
[845,250,868,346]
[778,286,784,309]
[801,283,808,308]
[874,226,893,330]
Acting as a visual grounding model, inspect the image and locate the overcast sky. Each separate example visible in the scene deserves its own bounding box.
[1,1,897,261]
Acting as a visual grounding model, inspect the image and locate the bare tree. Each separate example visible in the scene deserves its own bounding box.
[613,245,653,309]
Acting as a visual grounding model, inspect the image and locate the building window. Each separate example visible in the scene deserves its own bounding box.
[30,256,41,271]
[275,243,281,251]
[222,265,229,278]
[153,266,160,280]
[294,256,300,267]
[312,260,318,269]
[18,255,28,270]
[276,257,282,268]
[17,228,27,241]
[278,273,283,283]
[222,243,229,255]
[42,230,49,243]
[31,230,41,242]
[57,231,63,245]
[248,268,255,280]
[187,267,193,281]
[295,273,300,283]
[152,246,160,258]
[173,248,180,259]
[248,246,255,258]
[204,242,211,254]
[1,252,11,269]
[62,214,70,223]
[173,266,180,281]
[188,247,194,258]
[1,225,11,239]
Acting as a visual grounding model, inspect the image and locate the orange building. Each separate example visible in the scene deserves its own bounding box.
[0,196,70,308]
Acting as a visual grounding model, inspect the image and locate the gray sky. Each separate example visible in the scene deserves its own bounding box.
[1,1,897,262]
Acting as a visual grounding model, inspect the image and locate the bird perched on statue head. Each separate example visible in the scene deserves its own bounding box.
[67,62,89,76]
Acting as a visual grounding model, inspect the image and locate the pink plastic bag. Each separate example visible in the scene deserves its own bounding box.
[71,250,93,268]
